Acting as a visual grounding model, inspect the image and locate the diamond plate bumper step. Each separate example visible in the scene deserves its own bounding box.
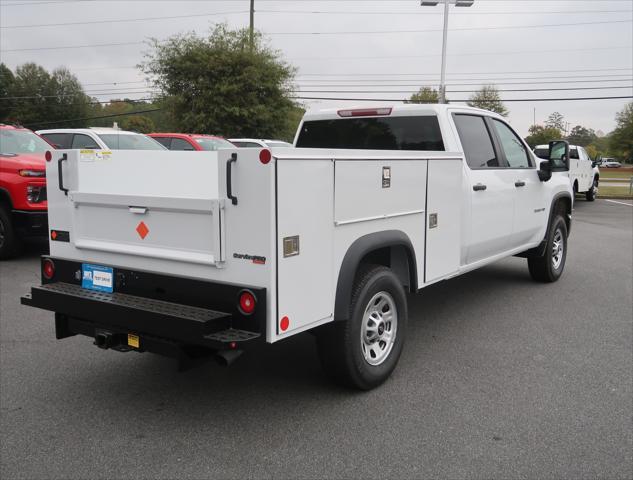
[21,282,241,344]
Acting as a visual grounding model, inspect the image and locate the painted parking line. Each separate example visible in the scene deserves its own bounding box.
[605,199,633,207]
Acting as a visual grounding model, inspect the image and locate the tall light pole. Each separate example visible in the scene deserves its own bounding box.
[249,0,255,50]
[421,0,474,104]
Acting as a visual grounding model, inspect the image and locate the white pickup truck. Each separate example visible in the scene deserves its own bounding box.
[534,144,599,201]
[22,104,573,390]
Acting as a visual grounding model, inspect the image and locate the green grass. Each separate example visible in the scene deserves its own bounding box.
[599,170,632,180]
[597,185,633,198]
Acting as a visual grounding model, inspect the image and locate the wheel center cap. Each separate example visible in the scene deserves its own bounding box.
[377,323,385,336]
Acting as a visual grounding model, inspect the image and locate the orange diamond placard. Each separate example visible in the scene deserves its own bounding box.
[136,221,149,240]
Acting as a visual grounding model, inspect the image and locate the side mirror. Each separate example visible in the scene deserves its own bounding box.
[538,160,552,182]
[548,140,570,171]
[591,161,599,168]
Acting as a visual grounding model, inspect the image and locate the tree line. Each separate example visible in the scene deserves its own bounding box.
[407,85,632,162]
[0,24,631,160]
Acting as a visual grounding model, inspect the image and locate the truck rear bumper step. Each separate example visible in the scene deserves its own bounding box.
[21,282,254,346]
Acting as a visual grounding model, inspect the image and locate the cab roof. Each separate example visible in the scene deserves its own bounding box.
[301,103,501,122]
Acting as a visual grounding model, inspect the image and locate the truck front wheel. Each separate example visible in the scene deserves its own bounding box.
[527,215,568,283]
[585,178,598,202]
[316,265,407,390]
[0,204,21,260]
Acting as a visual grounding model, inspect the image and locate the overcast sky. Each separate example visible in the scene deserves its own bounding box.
[1,0,631,135]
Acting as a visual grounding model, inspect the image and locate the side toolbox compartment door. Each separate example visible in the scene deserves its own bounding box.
[425,159,463,282]
[276,159,334,336]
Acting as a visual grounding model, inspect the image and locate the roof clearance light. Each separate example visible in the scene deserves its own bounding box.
[259,148,272,164]
[337,108,393,118]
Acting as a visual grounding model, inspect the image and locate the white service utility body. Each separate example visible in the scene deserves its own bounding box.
[534,144,599,201]
[22,105,573,389]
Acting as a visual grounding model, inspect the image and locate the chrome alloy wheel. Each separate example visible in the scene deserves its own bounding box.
[552,228,564,270]
[360,291,398,366]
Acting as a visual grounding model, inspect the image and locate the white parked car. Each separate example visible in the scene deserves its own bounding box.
[600,159,622,168]
[534,144,599,201]
[23,104,572,390]
[229,138,292,148]
[36,128,166,151]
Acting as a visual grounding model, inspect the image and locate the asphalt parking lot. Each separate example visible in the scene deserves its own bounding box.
[1,199,631,480]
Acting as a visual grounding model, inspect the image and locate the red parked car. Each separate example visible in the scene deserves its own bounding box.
[0,125,51,259]
[147,133,235,151]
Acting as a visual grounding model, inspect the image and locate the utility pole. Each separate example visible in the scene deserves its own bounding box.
[249,0,255,50]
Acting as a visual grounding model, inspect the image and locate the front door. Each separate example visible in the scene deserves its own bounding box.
[488,118,546,248]
[453,113,515,265]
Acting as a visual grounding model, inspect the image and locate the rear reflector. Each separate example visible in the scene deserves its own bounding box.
[42,258,55,280]
[238,290,256,315]
[45,151,52,162]
[259,149,272,164]
[337,108,392,118]
[280,316,290,332]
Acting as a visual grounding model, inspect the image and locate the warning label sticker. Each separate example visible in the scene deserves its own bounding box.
[79,149,96,162]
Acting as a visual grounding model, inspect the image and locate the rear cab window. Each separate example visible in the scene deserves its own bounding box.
[452,114,499,168]
[295,115,445,151]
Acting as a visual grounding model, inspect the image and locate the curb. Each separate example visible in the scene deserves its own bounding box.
[597,196,633,200]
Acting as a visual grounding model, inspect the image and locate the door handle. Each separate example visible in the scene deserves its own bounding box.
[515,181,526,187]
[473,183,487,191]
[58,153,68,196]
[226,152,238,206]
[128,206,148,214]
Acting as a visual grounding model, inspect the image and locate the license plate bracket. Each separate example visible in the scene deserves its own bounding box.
[81,263,114,293]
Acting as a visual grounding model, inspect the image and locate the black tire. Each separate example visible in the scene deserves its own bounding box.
[585,178,598,202]
[528,215,568,283]
[316,265,407,390]
[0,204,22,260]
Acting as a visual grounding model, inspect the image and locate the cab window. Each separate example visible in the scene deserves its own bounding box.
[170,138,195,151]
[71,134,100,149]
[453,114,499,168]
[153,137,172,149]
[491,119,532,168]
[41,133,71,149]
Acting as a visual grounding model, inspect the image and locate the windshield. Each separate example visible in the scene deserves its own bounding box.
[0,129,51,155]
[296,116,445,151]
[265,141,292,148]
[97,133,165,150]
[194,138,234,151]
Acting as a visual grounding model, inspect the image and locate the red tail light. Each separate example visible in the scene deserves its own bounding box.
[42,258,55,280]
[259,149,272,164]
[337,108,392,118]
[238,290,256,315]
[45,151,52,162]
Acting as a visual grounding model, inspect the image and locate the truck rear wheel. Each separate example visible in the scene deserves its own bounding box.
[0,204,21,260]
[316,265,407,390]
[528,215,568,283]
